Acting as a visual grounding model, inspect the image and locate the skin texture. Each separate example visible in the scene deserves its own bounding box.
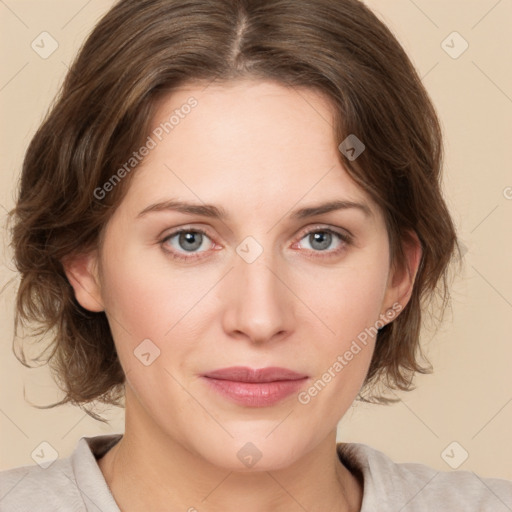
[64,79,421,512]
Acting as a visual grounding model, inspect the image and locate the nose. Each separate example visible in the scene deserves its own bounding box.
[221,242,296,345]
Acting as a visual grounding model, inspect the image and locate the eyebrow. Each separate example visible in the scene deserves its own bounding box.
[137,198,373,220]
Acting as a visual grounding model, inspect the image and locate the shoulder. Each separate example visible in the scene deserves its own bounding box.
[337,442,512,512]
[0,456,83,511]
[0,434,122,512]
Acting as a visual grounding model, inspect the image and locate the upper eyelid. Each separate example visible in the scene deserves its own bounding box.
[298,224,352,239]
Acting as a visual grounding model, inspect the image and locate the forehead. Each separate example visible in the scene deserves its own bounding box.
[149,78,338,149]
[122,79,378,218]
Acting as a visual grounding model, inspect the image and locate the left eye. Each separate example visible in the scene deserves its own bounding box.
[297,229,349,253]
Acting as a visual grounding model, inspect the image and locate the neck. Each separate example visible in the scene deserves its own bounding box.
[98,390,362,512]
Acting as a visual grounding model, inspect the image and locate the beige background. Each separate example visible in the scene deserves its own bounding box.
[1,0,511,480]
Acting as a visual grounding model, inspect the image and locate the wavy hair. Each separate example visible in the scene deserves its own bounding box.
[8,0,461,421]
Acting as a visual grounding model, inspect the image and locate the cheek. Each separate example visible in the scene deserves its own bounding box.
[305,257,390,344]
[101,265,163,337]
[295,270,386,417]
[295,251,389,400]
[98,241,220,386]
[99,242,206,338]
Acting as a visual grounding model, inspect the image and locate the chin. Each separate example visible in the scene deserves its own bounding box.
[190,430,310,472]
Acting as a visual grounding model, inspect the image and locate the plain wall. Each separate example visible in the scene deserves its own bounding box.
[1,0,511,479]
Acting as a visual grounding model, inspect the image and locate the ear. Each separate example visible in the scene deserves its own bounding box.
[61,250,104,312]
[381,230,422,319]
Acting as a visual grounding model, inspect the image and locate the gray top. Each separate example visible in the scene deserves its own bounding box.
[1,434,511,511]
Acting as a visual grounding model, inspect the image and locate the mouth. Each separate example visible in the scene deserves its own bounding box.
[201,366,309,407]
[203,366,308,383]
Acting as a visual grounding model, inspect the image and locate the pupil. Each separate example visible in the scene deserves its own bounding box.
[311,232,331,250]
[180,232,202,251]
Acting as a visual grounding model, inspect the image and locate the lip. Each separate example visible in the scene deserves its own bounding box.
[202,366,309,407]
[203,366,307,382]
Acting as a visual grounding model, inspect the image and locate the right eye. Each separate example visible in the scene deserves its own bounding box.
[161,228,216,261]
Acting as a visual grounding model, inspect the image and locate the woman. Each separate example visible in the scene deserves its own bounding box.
[1,0,511,510]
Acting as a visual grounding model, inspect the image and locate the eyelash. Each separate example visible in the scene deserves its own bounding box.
[160,226,353,262]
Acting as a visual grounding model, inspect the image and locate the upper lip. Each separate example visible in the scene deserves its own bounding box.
[203,366,308,383]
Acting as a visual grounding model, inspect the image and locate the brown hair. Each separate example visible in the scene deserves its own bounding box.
[9,0,461,421]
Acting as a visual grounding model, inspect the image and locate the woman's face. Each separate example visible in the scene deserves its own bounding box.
[78,80,410,470]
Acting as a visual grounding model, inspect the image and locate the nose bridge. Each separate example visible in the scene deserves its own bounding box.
[235,234,282,306]
[224,233,293,342]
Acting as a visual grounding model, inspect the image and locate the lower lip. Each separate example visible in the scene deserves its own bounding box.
[202,377,308,407]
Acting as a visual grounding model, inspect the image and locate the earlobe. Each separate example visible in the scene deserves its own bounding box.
[382,230,423,318]
[61,250,104,312]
